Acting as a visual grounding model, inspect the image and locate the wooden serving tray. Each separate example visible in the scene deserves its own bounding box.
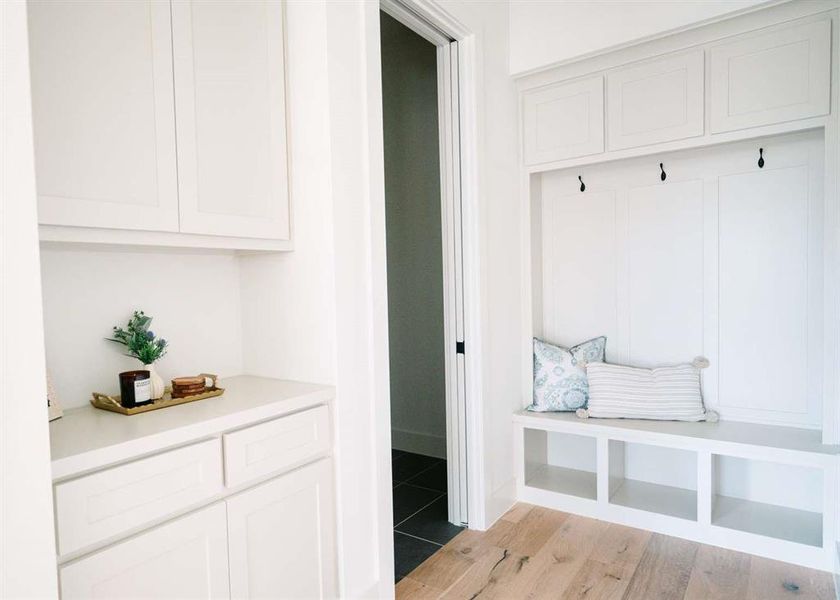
[91,374,224,415]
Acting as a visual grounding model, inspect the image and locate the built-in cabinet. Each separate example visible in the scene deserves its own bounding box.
[27,0,290,247]
[50,377,337,600]
[709,20,831,133]
[517,4,840,574]
[521,16,833,167]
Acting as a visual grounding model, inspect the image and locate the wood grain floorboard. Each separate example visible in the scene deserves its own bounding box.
[621,533,698,600]
[394,503,836,600]
[746,555,835,600]
[683,545,751,600]
[559,524,651,600]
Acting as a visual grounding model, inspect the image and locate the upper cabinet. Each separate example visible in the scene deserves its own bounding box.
[518,14,834,171]
[27,0,291,247]
[523,76,604,166]
[607,50,704,151]
[27,0,179,232]
[710,20,831,134]
[172,1,290,240]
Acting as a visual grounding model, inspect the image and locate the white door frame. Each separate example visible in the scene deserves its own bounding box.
[378,0,484,529]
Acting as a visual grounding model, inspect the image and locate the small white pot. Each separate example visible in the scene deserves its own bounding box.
[144,363,165,400]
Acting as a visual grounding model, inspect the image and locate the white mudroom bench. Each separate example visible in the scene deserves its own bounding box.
[513,410,840,571]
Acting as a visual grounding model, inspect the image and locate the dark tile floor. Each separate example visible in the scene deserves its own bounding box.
[392,449,464,583]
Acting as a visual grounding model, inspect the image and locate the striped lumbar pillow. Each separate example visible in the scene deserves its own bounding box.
[579,358,716,422]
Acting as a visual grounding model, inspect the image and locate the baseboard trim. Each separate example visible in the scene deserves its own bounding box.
[391,427,446,459]
[483,477,516,531]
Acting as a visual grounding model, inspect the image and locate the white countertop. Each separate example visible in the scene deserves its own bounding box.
[50,375,335,480]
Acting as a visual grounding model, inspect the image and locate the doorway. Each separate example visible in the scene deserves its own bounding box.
[379,2,468,583]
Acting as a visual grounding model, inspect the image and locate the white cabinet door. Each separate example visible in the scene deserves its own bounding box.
[172,0,291,240]
[607,50,704,150]
[710,20,831,133]
[27,0,179,231]
[59,503,230,600]
[522,76,604,165]
[227,459,337,599]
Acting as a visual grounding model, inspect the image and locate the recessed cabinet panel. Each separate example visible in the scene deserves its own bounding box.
[710,21,830,133]
[59,503,230,600]
[523,77,604,165]
[607,50,704,150]
[27,0,179,231]
[227,459,337,599]
[173,0,291,240]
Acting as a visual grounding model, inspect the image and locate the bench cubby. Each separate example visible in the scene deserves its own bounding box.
[523,428,597,500]
[513,410,838,571]
[608,440,697,521]
[711,454,823,548]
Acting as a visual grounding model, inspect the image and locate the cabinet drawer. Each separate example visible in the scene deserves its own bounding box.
[223,405,330,487]
[522,76,604,166]
[55,439,223,556]
[710,20,830,133]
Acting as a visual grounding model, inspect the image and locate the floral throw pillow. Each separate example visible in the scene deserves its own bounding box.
[529,336,606,412]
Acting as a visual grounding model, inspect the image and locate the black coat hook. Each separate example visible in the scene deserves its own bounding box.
[758,148,765,169]
[659,163,667,181]
[578,175,585,192]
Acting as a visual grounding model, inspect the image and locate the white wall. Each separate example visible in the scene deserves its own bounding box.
[380,12,447,459]
[40,246,244,410]
[508,0,766,74]
[0,1,59,596]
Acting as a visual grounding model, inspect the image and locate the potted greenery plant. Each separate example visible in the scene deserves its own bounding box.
[107,310,169,400]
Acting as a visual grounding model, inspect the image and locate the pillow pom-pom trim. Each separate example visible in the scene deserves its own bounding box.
[692,356,710,369]
[576,408,590,419]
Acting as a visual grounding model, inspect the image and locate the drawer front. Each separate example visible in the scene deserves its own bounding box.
[55,438,223,556]
[224,405,330,487]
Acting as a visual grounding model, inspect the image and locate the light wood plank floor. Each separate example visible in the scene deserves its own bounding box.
[395,503,837,600]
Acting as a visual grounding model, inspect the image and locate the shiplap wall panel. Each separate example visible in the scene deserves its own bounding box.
[540,188,618,362]
[718,166,810,418]
[536,131,824,429]
[627,180,704,367]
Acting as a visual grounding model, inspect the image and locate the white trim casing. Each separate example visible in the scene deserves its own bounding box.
[377,0,486,532]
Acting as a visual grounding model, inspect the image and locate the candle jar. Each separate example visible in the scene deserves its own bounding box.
[119,370,152,408]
